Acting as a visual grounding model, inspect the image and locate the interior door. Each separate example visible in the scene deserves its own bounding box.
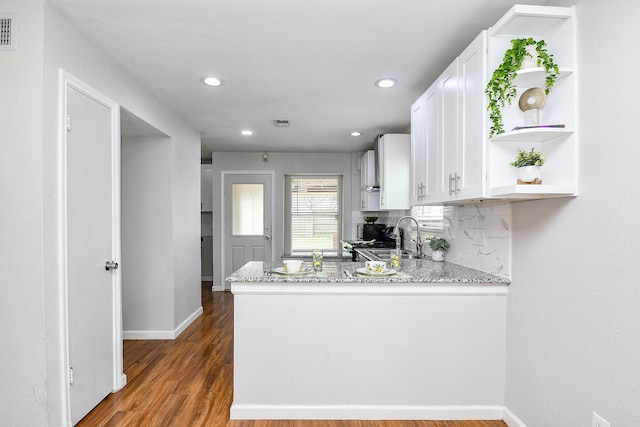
[223,173,273,289]
[66,83,120,424]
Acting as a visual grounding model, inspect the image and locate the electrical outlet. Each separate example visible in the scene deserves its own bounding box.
[472,228,485,246]
[592,412,611,427]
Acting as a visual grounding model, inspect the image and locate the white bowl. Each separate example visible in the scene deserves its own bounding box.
[365,260,387,273]
[283,259,303,273]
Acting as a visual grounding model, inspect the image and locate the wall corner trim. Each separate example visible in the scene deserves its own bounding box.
[123,306,203,340]
[502,407,527,427]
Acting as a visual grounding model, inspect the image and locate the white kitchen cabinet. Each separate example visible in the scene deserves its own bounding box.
[378,134,411,210]
[410,82,438,205]
[359,150,380,211]
[486,5,577,199]
[201,164,213,211]
[410,5,576,205]
[436,31,487,202]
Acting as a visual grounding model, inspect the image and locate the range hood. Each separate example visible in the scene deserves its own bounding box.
[373,134,382,189]
[361,140,380,193]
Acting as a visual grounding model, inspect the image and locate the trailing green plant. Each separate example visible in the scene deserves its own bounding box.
[427,237,450,252]
[485,38,560,138]
[510,147,546,168]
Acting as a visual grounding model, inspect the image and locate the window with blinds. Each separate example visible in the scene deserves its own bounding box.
[285,176,342,256]
[411,205,444,232]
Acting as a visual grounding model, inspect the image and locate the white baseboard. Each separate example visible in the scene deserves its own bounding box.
[202,276,213,281]
[230,404,505,420]
[113,373,127,392]
[212,283,225,292]
[503,407,527,427]
[174,306,204,337]
[123,306,203,340]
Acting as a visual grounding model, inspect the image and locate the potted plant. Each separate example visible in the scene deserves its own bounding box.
[427,237,450,262]
[511,147,546,184]
[485,38,560,138]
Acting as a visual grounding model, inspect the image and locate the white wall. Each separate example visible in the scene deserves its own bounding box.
[11,4,204,424]
[211,152,358,288]
[170,135,202,329]
[122,135,174,333]
[0,0,49,425]
[506,0,640,425]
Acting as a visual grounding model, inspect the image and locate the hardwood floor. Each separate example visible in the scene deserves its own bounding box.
[78,282,507,427]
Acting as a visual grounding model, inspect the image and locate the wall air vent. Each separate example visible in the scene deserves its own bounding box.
[273,119,291,128]
[0,14,16,51]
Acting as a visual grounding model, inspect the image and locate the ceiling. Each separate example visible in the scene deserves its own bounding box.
[48,0,548,156]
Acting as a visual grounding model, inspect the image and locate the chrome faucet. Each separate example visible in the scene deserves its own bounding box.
[392,216,423,257]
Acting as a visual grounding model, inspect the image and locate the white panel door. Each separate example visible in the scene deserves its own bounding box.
[66,84,120,424]
[223,173,273,289]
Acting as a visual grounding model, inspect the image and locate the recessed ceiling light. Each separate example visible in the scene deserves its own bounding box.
[241,130,253,136]
[201,76,224,87]
[350,132,362,136]
[374,78,397,88]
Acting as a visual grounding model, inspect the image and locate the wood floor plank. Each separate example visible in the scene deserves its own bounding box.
[77,283,506,427]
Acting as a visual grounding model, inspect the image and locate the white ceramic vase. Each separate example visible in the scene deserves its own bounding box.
[521,45,539,69]
[431,250,445,262]
[517,165,542,183]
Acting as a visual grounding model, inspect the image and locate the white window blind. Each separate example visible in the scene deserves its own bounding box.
[286,176,342,255]
[411,205,444,232]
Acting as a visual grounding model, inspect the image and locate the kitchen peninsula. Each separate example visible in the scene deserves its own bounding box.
[228,260,509,421]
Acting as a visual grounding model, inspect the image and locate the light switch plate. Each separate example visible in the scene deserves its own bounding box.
[592,412,611,427]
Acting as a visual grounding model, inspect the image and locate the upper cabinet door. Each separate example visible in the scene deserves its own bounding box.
[436,58,459,202]
[411,82,439,206]
[435,31,487,203]
[378,134,411,210]
[456,30,487,200]
[410,92,427,205]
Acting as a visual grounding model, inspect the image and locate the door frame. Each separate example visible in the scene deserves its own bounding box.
[58,70,126,422]
[220,170,275,291]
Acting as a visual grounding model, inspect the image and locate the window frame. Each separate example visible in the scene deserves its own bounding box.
[410,205,445,237]
[284,174,343,256]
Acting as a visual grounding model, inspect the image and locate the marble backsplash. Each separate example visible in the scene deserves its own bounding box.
[441,201,511,277]
[353,202,511,278]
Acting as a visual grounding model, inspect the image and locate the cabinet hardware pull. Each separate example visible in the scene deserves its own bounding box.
[455,173,461,194]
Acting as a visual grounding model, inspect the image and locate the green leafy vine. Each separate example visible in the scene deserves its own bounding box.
[485,38,560,138]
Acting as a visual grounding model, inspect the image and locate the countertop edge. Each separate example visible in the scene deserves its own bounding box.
[231,282,508,296]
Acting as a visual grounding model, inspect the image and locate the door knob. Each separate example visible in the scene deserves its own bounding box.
[265,236,271,240]
[105,261,119,271]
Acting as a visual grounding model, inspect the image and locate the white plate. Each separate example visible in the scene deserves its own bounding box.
[273,267,313,276]
[355,267,398,276]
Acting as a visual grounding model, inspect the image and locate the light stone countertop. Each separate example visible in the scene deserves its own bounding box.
[226,260,510,285]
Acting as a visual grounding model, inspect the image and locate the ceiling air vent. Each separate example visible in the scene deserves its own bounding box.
[0,14,16,51]
[273,119,291,128]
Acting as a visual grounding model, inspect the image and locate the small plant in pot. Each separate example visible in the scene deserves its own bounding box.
[511,147,546,185]
[427,237,450,262]
[485,38,560,138]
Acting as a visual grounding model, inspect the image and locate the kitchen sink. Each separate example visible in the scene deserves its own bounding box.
[355,248,425,261]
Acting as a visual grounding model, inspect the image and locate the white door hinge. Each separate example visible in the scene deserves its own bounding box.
[66,113,71,131]
[69,367,74,385]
